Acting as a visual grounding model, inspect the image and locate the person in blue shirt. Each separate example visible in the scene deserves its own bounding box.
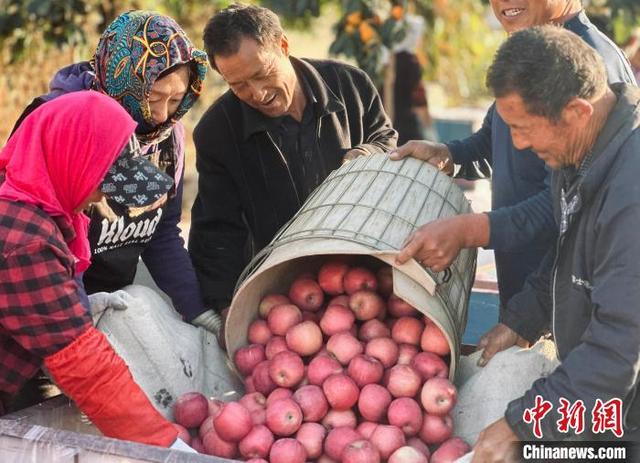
[392,0,636,318]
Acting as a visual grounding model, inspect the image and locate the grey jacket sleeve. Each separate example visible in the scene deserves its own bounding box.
[505,194,640,440]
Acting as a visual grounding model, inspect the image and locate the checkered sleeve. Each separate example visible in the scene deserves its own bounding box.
[0,240,92,394]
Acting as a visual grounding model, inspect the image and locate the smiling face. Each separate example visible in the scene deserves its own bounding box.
[489,0,573,34]
[496,92,579,169]
[214,36,298,118]
[148,65,190,125]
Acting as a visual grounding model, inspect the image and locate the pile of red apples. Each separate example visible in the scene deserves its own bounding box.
[173,261,470,463]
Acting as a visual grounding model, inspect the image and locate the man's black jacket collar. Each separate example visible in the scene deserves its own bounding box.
[241,57,345,140]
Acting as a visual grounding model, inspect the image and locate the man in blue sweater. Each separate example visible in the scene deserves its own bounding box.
[393,0,636,319]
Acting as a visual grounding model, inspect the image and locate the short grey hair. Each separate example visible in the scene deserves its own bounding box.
[486,25,607,121]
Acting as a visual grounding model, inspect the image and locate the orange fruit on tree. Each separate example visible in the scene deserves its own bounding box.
[391,5,404,20]
[346,11,363,26]
[359,22,376,43]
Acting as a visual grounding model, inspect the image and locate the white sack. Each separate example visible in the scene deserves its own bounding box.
[452,340,560,447]
[93,284,243,420]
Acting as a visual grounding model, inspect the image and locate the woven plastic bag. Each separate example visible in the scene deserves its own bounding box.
[452,340,560,446]
[92,284,243,420]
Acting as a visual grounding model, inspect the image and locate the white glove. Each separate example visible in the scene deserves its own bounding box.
[88,290,138,318]
[170,437,197,453]
[191,309,223,336]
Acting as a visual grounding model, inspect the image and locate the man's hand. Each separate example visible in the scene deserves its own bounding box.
[472,418,520,463]
[395,214,489,272]
[477,323,530,367]
[389,140,455,176]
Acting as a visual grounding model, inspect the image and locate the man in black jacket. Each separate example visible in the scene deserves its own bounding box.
[472,27,640,462]
[189,4,397,331]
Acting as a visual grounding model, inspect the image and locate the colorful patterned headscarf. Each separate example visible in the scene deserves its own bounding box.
[92,11,208,144]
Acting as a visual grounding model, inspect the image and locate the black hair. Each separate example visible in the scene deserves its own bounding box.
[203,3,284,71]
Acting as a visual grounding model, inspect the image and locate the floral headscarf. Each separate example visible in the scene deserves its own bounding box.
[92,11,208,144]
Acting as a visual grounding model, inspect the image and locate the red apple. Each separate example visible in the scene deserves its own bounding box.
[191,436,205,453]
[318,261,350,295]
[202,427,238,458]
[387,295,418,317]
[388,446,429,463]
[245,376,256,393]
[391,317,424,346]
[407,437,431,459]
[420,378,457,416]
[266,398,303,436]
[324,427,361,461]
[318,455,337,463]
[387,398,423,436]
[293,385,329,422]
[369,425,406,460]
[207,397,225,417]
[248,319,273,345]
[347,354,384,387]
[387,365,422,398]
[429,437,471,463]
[420,321,450,356]
[322,373,359,410]
[259,293,291,319]
[358,384,392,422]
[269,350,305,388]
[344,267,378,294]
[328,295,350,307]
[267,388,294,407]
[239,424,274,459]
[357,421,378,439]
[213,401,252,442]
[172,423,191,445]
[322,408,358,429]
[285,320,323,356]
[365,337,399,368]
[302,310,322,323]
[240,392,267,414]
[343,439,381,463]
[289,277,324,312]
[200,415,215,439]
[268,304,303,336]
[235,344,266,376]
[253,360,277,396]
[265,336,289,359]
[411,352,449,381]
[296,422,327,459]
[376,266,394,296]
[174,392,208,428]
[419,413,453,445]
[326,331,363,365]
[349,290,384,321]
[251,408,266,425]
[270,438,307,463]
[358,319,391,341]
[307,353,343,386]
[396,344,419,365]
[320,304,356,336]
